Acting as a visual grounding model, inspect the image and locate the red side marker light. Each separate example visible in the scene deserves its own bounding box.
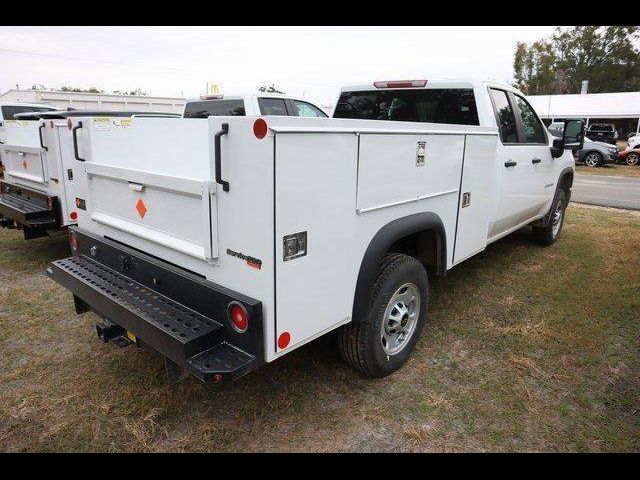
[253,118,268,139]
[278,332,291,350]
[67,118,73,130]
[69,231,78,251]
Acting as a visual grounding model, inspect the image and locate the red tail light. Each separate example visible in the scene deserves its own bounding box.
[373,79,428,89]
[228,302,248,333]
[69,211,78,221]
[69,231,78,252]
[67,118,73,130]
[47,197,53,211]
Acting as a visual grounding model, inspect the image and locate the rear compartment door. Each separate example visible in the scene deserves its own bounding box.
[86,163,217,260]
[1,121,48,189]
[80,117,218,261]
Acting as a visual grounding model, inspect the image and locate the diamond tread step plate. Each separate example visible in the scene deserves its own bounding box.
[52,255,223,359]
[186,342,256,382]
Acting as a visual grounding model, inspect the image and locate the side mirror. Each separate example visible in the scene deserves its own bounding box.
[563,119,585,150]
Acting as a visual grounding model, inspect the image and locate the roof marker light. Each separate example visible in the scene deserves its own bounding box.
[373,79,428,89]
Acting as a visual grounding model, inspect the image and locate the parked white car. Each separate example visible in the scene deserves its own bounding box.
[628,134,640,150]
[47,78,582,383]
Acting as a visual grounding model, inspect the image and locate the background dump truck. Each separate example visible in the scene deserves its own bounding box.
[47,79,581,383]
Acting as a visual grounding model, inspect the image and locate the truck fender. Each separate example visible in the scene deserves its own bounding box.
[533,167,574,227]
[351,212,446,324]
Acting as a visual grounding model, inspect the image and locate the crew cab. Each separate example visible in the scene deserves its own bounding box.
[183,92,328,119]
[0,109,178,239]
[47,79,582,384]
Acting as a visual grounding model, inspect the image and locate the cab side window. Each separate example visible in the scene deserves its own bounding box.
[258,98,288,116]
[291,100,327,118]
[514,95,546,144]
[489,89,518,143]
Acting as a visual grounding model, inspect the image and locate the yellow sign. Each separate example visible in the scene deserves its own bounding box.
[208,83,221,96]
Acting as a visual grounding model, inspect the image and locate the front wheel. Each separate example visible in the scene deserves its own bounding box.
[532,189,567,246]
[625,152,639,166]
[338,253,429,377]
[584,152,603,167]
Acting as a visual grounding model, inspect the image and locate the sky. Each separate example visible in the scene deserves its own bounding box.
[0,26,558,107]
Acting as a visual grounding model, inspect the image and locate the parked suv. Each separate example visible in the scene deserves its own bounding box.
[586,123,618,144]
[577,136,619,167]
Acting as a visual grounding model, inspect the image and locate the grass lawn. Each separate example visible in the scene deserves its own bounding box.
[0,205,638,452]
[576,164,640,178]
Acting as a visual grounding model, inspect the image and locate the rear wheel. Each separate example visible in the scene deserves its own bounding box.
[532,189,567,246]
[338,253,429,377]
[584,152,603,167]
[625,152,639,166]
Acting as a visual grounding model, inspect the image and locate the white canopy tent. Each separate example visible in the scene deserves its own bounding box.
[528,91,640,138]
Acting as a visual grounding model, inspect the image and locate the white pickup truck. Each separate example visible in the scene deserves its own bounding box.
[0,94,326,240]
[47,79,583,383]
[0,109,179,239]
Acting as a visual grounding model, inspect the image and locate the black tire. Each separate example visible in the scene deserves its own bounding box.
[338,253,429,377]
[532,189,567,246]
[625,152,639,166]
[583,151,603,167]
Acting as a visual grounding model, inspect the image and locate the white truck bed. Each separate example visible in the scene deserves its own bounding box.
[61,114,497,366]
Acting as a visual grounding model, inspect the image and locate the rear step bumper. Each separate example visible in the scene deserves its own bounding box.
[0,181,60,231]
[47,227,264,383]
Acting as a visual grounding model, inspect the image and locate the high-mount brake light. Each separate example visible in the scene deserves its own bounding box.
[373,79,428,89]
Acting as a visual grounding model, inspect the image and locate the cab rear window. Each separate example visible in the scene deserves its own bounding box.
[183,100,245,118]
[333,88,479,125]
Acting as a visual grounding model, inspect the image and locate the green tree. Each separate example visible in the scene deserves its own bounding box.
[257,84,285,94]
[60,86,104,93]
[513,26,640,95]
[513,40,556,95]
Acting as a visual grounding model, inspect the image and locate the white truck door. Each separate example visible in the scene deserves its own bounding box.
[511,93,556,214]
[487,88,543,238]
[452,134,499,264]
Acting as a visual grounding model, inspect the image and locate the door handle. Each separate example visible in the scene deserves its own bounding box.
[504,160,517,167]
[531,158,542,164]
[214,123,230,192]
